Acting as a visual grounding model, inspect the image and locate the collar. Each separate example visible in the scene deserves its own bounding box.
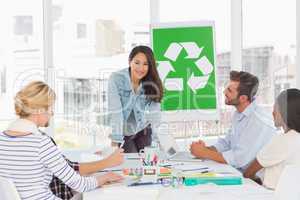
[236,101,257,121]
[6,118,41,135]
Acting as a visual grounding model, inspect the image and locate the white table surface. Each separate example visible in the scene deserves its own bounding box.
[83,159,275,200]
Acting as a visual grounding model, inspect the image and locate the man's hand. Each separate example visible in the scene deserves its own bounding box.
[190,141,208,159]
[190,140,226,163]
[196,139,206,147]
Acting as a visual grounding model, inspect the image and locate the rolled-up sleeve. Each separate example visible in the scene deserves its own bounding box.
[221,145,255,169]
[213,128,232,152]
[221,124,275,170]
[213,103,276,171]
[222,149,238,167]
[107,74,124,143]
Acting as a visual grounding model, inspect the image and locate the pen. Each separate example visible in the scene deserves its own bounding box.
[200,170,210,174]
[99,169,122,172]
[126,157,140,160]
[182,167,209,172]
[120,141,125,148]
[161,163,184,168]
[142,159,147,166]
[128,182,160,187]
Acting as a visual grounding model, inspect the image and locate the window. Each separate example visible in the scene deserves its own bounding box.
[76,23,87,39]
[52,0,150,148]
[0,0,44,130]
[14,16,33,36]
[243,0,296,106]
[1,1,298,150]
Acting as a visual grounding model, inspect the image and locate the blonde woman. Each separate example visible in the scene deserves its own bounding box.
[0,81,123,200]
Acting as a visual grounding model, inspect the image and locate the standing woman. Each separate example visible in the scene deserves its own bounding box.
[108,45,163,153]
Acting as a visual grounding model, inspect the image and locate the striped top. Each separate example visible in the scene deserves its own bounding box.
[0,132,97,200]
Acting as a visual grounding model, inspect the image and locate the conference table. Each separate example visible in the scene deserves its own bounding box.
[82,156,275,200]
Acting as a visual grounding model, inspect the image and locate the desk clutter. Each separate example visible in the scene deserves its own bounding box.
[121,149,243,187]
[123,166,243,187]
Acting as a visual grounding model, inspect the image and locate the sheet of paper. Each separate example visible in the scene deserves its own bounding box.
[172,163,210,172]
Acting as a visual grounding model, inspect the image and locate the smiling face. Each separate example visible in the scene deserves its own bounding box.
[223,80,240,106]
[129,52,149,83]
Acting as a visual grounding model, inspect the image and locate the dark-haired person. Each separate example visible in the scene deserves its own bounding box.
[244,89,300,189]
[107,45,163,153]
[190,71,276,172]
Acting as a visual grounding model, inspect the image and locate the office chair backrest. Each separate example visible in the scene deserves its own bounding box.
[0,176,21,200]
[275,164,300,200]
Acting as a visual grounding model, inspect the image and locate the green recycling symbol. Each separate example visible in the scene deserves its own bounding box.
[157,42,213,93]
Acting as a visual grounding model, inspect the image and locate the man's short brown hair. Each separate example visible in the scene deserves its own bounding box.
[230,71,259,102]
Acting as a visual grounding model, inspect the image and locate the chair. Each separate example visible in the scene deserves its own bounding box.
[0,176,21,200]
[275,164,300,200]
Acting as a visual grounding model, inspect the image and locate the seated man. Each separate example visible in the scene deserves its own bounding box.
[190,71,276,172]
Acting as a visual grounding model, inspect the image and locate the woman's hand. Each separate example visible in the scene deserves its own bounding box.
[105,148,124,167]
[96,172,124,186]
[111,142,119,147]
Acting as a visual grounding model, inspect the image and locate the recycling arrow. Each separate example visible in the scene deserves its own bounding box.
[187,73,210,93]
[157,41,213,93]
[157,61,175,80]
[164,42,183,61]
[195,56,213,75]
[180,42,203,59]
[165,78,183,91]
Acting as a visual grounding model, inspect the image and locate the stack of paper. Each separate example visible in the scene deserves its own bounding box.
[172,164,210,173]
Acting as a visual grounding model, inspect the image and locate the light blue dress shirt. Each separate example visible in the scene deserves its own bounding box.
[107,68,161,143]
[213,102,276,172]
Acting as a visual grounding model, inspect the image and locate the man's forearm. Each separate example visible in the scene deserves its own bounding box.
[243,159,263,179]
[205,148,227,164]
[207,146,217,152]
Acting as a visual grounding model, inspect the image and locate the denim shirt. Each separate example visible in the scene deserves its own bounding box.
[107,68,161,143]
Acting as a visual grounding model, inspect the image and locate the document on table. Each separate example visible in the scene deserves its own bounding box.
[172,163,210,172]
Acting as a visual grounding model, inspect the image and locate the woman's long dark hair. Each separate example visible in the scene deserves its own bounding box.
[129,45,163,102]
[276,88,300,133]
